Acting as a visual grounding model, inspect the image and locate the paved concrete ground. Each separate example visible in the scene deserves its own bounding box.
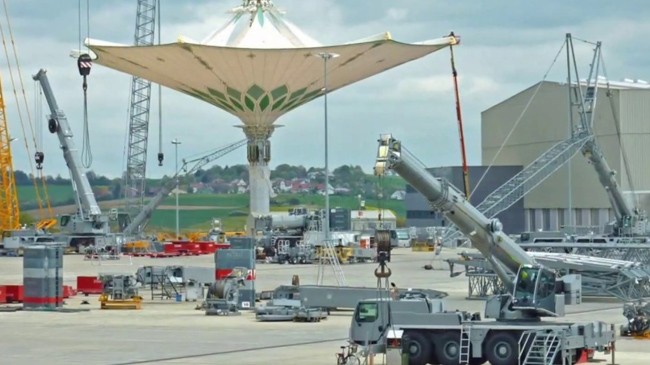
[0,248,645,364]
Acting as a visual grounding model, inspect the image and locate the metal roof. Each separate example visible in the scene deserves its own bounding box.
[85,0,457,126]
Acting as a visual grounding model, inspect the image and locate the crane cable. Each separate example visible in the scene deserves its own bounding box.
[0,0,52,219]
[79,0,93,168]
[599,53,638,207]
[157,0,164,167]
[470,39,567,200]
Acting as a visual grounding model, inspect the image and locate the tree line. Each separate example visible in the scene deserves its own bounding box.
[14,163,405,198]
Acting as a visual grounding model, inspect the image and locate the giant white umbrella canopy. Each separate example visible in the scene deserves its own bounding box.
[85,0,459,223]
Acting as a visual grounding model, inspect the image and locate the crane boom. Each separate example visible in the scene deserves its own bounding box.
[565,35,644,235]
[375,134,577,319]
[0,74,19,231]
[33,69,100,218]
[123,138,246,235]
[375,134,533,291]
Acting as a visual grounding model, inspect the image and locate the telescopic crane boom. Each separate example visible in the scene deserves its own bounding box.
[33,69,107,234]
[375,134,579,319]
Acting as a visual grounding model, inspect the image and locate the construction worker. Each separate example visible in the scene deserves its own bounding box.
[389,282,399,300]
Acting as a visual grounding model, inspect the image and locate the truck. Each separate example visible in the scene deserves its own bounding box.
[349,134,615,365]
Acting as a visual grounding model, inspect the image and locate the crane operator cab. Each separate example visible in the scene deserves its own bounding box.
[512,265,565,317]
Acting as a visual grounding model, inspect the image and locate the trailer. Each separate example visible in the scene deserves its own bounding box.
[268,284,447,311]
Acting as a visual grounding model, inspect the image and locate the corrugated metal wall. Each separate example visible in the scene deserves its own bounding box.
[481,82,644,212]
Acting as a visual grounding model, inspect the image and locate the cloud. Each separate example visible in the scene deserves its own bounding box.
[0,0,647,183]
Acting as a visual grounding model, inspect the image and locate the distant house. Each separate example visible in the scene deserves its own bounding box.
[391,190,406,200]
[277,180,293,193]
[169,187,188,195]
[316,183,335,196]
[334,187,351,195]
[190,182,212,194]
[291,179,311,193]
[234,179,248,194]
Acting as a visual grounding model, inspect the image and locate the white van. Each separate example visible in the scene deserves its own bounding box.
[391,229,411,247]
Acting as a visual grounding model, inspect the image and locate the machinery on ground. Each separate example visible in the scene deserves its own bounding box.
[444,35,650,314]
[204,267,247,315]
[622,302,650,338]
[356,134,615,365]
[33,69,129,251]
[99,274,142,309]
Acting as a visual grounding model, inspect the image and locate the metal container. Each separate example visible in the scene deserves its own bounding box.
[23,245,63,310]
[215,249,256,308]
[329,208,351,231]
[228,237,256,250]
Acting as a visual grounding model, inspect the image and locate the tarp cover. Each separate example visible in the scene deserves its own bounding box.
[86,0,457,125]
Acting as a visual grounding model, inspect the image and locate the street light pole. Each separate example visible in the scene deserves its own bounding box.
[315,52,339,245]
[171,138,182,238]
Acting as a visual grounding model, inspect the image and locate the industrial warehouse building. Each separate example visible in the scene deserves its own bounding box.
[482,80,650,232]
[404,80,650,235]
[405,165,525,233]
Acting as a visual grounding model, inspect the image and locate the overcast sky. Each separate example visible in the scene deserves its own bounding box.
[3,0,649,179]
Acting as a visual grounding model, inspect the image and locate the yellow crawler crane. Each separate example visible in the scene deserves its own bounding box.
[0,75,19,233]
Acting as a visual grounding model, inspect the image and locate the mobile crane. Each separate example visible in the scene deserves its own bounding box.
[351,134,614,365]
[122,138,246,236]
[33,69,128,251]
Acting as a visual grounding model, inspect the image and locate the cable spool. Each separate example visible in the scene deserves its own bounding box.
[375,230,391,246]
[208,281,228,299]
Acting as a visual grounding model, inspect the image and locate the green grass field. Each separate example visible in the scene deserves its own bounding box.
[17,185,75,208]
[147,193,405,233]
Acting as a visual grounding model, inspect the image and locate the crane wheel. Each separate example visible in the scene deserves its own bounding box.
[484,331,519,365]
[434,331,460,365]
[402,331,432,365]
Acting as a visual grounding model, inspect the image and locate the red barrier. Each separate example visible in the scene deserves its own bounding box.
[0,286,6,304]
[215,269,256,281]
[5,285,23,303]
[198,242,230,254]
[76,276,103,295]
[62,285,77,298]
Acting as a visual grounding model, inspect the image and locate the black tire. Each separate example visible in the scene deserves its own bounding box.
[403,331,432,365]
[345,354,361,365]
[434,331,460,365]
[469,356,487,365]
[484,331,519,365]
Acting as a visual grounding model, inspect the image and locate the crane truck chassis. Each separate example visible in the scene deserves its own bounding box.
[347,134,615,365]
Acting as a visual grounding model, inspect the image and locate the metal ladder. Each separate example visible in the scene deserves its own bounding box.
[316,238,347,286]
[459,324,471,364]
[521,331,562,365]
[443,131,592,246]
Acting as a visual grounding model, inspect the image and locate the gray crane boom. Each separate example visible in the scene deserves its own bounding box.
[374,134,535,292]
[123,139,247,235]
[582,139,633,221]
[566,35,643,234]
[32,69,101,218]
